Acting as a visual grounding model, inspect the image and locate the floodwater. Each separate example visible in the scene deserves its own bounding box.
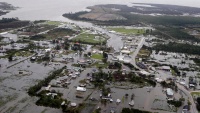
[1,0,200,22]
[0,1,198,113]
[1,33,18,42]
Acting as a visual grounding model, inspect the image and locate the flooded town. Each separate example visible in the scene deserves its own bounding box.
[1,1,200,113]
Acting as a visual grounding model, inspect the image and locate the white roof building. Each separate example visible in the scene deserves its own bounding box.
[162,66,171,70]
[76,87,86,92]
[140,70,150,76]
[121,50,131,54]
[166,88,174,96]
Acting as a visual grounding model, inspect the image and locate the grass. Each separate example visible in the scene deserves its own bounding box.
[138,49,151,57]
[44,21,64,26]
[171,68,176,76]
[108,27,145,35]
[72,32,106,44]
[91,54,103,60]
[191,92,200,97]
[91,62,108,68]
[15,51,33,57]
[42,28,75,40]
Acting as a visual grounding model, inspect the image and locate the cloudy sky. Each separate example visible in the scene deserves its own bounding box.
[131,0,200,7]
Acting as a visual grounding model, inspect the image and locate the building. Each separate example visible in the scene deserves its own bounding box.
[137,62,147,69]
[139,70,150,76]
[76,87,86,92]
[166,88,174,98]
[121,50,131,54]
[160,66,171,72]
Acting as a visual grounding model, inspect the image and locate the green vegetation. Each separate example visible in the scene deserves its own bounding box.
[0,18,18,23]
[108,27,145,35]
[0,43,39,59]
[109,62,122,69]
[153,42,200,55]
[138,49,151,58]
[91,62,108,68]
[122,108,151,113]
[0,18,29,30]
[196,97,200,111]
[63,10,200,26]
[44,21,64,26]
[36,95,64,108]
[152,26,200,42]
[92,70,112,88]
[191,92,200,97]
[21,24,56,34]
[129,73,156,87]
[14,51,33,57]
[72,32,106,45]
[28,67,66,96]
[167,100,182,107]
[161,81,178,92]
[91,54,103,60]
[191,58,200,66]
[30,28,76,40]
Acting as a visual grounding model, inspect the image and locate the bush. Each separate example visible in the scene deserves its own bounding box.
[122,108,151,113]
[167,100,182,107]
[28,67,66,96]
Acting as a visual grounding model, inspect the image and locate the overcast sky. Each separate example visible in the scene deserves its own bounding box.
[132,0,200,7]
[0,0,200,8]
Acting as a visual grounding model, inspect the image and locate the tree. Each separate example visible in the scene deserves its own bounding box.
[103,52,108,59]
[55,45,61,50]
[88,52,91,56]
[8,55,13,61]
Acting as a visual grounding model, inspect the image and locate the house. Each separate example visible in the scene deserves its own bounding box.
[70,103,77,107]
[121,50,131,54]
[155,78,163,83]
[166,88,174,98]
[76,87,86,92]
[30,57,36,61]
[161,66,171,72]
[45,85,51,91]
[137,62,147,69]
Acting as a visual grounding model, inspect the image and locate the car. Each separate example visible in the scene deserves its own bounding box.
[89,97,97,101]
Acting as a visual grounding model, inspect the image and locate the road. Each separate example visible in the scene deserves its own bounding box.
[177,84,198,113]
[130,36,145,70]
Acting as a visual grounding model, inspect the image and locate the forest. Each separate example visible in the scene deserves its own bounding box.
[152,42,200,55]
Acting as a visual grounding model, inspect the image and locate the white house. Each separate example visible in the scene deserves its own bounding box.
[76,87,86,92]
[166,88,174,97]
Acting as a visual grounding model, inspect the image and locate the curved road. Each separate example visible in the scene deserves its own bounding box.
[177,84,198,113]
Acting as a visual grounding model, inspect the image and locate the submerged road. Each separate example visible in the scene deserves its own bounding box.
[130,36,145,71]
[177,84,198,113]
